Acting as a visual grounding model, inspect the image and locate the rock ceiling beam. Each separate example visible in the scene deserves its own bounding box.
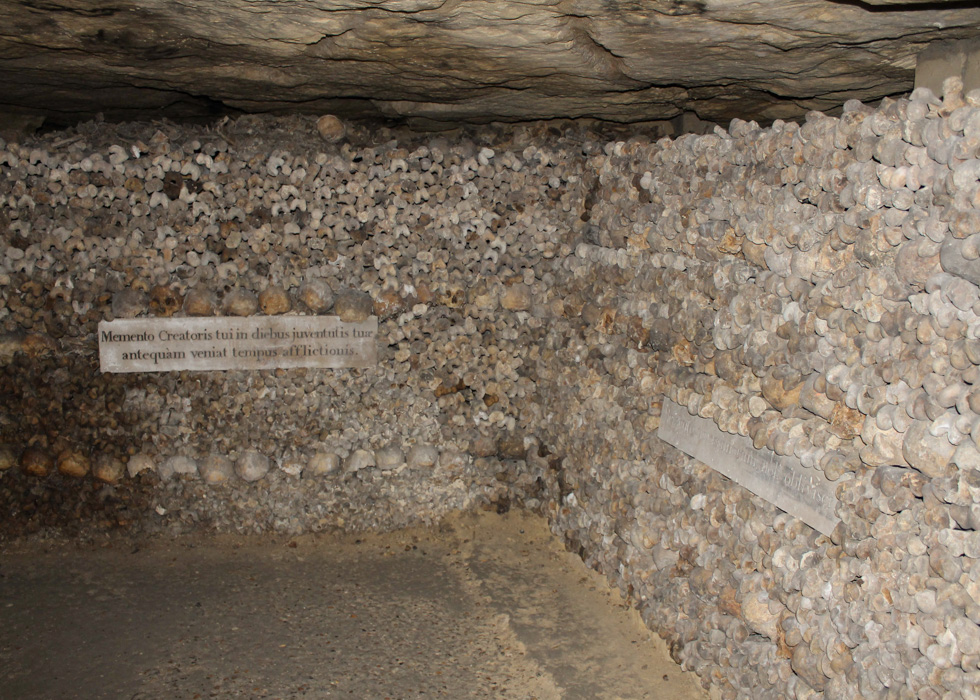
[0,0,978,127]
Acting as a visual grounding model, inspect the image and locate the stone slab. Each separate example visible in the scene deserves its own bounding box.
[99,316,377,373]
[658,399,840,536]
[915,38,980,96]
[2,0,970,127]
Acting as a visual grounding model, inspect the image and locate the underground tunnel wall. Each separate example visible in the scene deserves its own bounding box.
[3,84,980,699]
[0,118,581,532]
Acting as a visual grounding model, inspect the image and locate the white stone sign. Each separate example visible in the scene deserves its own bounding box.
[99,316,377,373]
[658,399,840,536]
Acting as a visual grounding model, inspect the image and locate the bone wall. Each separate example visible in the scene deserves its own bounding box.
[2,80,980,699]
[539,84,980,699]
[0,118,581,533]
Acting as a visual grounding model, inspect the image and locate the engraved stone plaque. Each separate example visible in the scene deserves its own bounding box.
[99,316,377,373]
[658,399,840,536]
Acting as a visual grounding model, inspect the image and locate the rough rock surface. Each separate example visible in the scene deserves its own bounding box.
[0,1,978,128]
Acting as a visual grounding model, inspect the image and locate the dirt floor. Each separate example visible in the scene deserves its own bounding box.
[0,510,707,700]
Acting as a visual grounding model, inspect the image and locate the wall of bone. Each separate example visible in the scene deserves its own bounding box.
[0,119,579,533]
[1,79,980,698]
[540,84,980,699]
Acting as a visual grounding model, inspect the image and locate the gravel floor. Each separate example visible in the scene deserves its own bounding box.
[0,510,705,700]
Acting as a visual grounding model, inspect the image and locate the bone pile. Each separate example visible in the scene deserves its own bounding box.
[2,77,980,698]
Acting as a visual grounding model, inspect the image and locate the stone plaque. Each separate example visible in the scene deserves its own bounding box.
[99,316,377,373]
[658,399,840,536]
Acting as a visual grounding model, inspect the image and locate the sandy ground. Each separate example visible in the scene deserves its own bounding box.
[0,510,706,700]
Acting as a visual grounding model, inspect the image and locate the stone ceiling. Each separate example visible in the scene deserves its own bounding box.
[1,0,980,129]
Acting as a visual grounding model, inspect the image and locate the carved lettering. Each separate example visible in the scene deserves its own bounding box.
[99,316,377,373]
[658,399,840,536]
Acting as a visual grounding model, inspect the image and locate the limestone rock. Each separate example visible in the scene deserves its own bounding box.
[2,1,977,126]
[0,113,43,141]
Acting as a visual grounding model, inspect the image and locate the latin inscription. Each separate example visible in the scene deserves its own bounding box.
[658,399,840,536]
[99,316,377,373]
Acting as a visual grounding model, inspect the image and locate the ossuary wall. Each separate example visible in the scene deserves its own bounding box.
[2,81,980,699]
[0,118,584,535]
[537,85,980,699]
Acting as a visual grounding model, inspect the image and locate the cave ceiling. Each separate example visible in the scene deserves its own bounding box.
[1,0,979,129]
